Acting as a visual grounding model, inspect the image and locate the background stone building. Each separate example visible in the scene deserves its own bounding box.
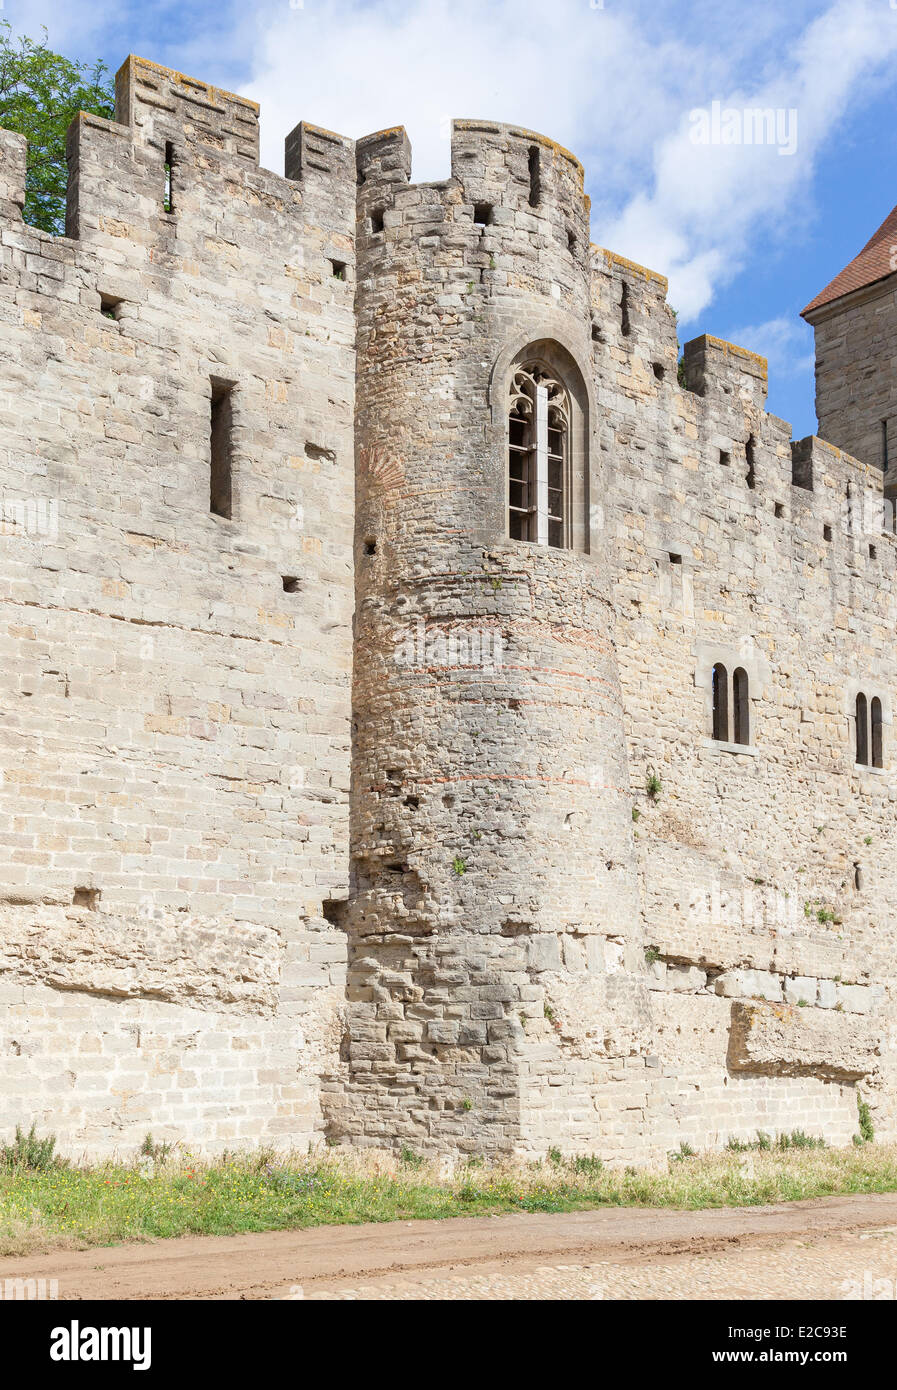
[0,56,893,1161]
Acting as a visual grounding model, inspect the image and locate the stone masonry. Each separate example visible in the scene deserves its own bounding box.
[0,56,894,1161]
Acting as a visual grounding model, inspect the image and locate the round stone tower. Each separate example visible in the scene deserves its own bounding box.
[325,121,648,1157]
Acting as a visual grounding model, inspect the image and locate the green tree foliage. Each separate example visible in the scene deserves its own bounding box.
[0,23,114,234]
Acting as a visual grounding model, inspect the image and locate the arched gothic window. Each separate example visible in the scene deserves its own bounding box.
[711,663,752,746]
[733,667,750,745]
[508,365,569,548]
[712,663,729,742]
[855,692,869,766]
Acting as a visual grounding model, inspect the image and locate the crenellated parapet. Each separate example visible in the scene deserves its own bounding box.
[115,55,261,163]
[681,334,768,407]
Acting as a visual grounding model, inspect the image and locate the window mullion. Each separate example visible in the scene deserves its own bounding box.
[535,383,549,546]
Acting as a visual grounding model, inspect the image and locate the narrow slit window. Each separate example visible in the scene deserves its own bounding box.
[712,663,729,743]
[164,141,174,214]
[745,434,756,490]
[508,365,569,549]
[733,667,750,745]
[209,379,234,519]
[528,146,541,207]
[883,419,889,473]
[620,282,631,337]
[856,692,869,766]
[871,696,883,768]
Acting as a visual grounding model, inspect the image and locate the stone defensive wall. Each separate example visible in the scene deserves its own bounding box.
[0,57,356,1154]
[591,250,896,1156]
[0,56,891,1160]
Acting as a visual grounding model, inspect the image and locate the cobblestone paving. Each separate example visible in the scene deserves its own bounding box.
[302,1228,897,1300]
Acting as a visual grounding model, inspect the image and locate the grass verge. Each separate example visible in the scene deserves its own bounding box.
[3,1142,897,1257]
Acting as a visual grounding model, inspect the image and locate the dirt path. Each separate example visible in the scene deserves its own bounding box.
[3,1193,897,1300]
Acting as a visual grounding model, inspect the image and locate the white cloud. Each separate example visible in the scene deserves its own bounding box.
[242,0,683,186]
[602,0,897,320]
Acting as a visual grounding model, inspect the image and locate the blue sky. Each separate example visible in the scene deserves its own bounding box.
[13,0,897,439]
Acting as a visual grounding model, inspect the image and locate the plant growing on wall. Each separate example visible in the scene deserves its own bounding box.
[856,1098,875,1145]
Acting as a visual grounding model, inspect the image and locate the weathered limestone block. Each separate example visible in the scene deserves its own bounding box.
[714,969,783,1002]
[527,934,562,972]
[727,1001,880,1081]
[784,976,818,1006]
[668,964,707,992]
[817,979,840,1009]
[0,906,283,1011]
[836,984,883,1015]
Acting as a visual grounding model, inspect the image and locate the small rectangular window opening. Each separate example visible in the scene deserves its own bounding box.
[330,260,347,280]
[668,552,682,564]
[870,543,878,559]
[210,378,235,519]
[164,141,175,214]
[823,523,833,542]
[719,450,731,467]
[528,146,541,207]
[100,294,123,321]
[370,207,385,233]
[282,576,300,593]
[620,281,631,337]
[473,202,494,226]
[774,502,784,518]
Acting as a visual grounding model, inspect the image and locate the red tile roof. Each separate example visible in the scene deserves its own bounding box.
[802,202,897,317]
